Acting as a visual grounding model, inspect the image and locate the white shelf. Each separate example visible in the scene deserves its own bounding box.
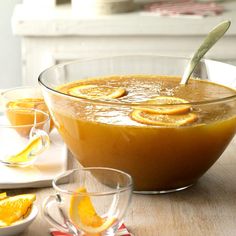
[11,2,236,86]
[12,2,236,36]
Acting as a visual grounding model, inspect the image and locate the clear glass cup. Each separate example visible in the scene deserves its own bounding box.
[43,167,133,236]
[1,86,54,132]
[0,108,50,167]
[38,55,236,193]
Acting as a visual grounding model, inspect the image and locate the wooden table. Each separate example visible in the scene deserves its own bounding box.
[4,137,236,236]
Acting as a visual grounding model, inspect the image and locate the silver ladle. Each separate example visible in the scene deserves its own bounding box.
[180,20,231,85]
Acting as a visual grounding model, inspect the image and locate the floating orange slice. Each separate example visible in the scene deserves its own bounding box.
[7,98,54,132]
[69,187,115,235]
[138,96,191,115]
[7,98,44,109]
[0,192,7,201]
[68,84,126,99]
[5,109,47,137]
[131,109,198,126]
[0,194,36,227]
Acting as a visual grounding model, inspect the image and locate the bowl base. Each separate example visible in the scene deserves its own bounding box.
[133,183,194,194]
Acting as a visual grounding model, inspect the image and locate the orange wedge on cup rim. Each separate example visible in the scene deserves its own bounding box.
[69,187,115,235]
[68,84,126,99]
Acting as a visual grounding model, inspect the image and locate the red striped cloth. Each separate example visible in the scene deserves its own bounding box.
[144,0,224,16]
[50,223,132,236]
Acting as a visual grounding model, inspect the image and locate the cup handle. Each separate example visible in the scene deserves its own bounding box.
[29,126,50,156]
[43,194,70,232]
[43,194,81,235]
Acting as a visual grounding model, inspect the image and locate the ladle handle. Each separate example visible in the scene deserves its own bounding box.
[180,20,231,85]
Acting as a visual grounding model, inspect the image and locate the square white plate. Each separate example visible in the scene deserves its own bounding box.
[0,130,68,189]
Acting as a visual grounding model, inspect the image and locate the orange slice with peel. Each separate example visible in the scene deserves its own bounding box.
[6,108,47,137]
[5,135,45,164]
[131,109,198,126]
[0,194,36,227]
[138,96,191,115]
[0,192,7,201]
[68,84,126,99]
[69,187,115,234]
[7,98,44,109]
[7,98,54,133]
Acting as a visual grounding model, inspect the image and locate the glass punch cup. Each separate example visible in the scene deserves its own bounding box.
[39,55,236,194]
[43,167,133,236]
[0,108,50,167]
[1,86,54,132]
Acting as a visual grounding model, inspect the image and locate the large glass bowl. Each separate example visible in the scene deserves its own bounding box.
[38,55,236,193]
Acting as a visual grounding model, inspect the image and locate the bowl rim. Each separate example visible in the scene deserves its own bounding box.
[38,54,236,106]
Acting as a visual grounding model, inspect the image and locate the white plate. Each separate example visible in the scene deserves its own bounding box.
[0,130,68,189]
[0,205,38,236]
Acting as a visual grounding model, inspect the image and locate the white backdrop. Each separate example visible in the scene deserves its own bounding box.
[0,0,22,89]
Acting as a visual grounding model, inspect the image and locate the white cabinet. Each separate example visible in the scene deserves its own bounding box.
[12,2,236,85]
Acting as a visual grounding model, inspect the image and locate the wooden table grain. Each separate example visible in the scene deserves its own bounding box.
[3,137,236,236]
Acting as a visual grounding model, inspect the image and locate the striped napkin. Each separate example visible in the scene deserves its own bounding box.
[50,223,132,236]
[144,0,224,16]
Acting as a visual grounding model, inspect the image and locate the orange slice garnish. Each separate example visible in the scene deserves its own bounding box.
[0,194,36,227]
[0,193,7,201]
[68,84,126,99]
[7,98,54,132]
[131,109,198,126]
[5,135,46,164]
[138,96,191,115]
[7,98,44,109]
[6,109,48,137]
[69,187,115,234]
